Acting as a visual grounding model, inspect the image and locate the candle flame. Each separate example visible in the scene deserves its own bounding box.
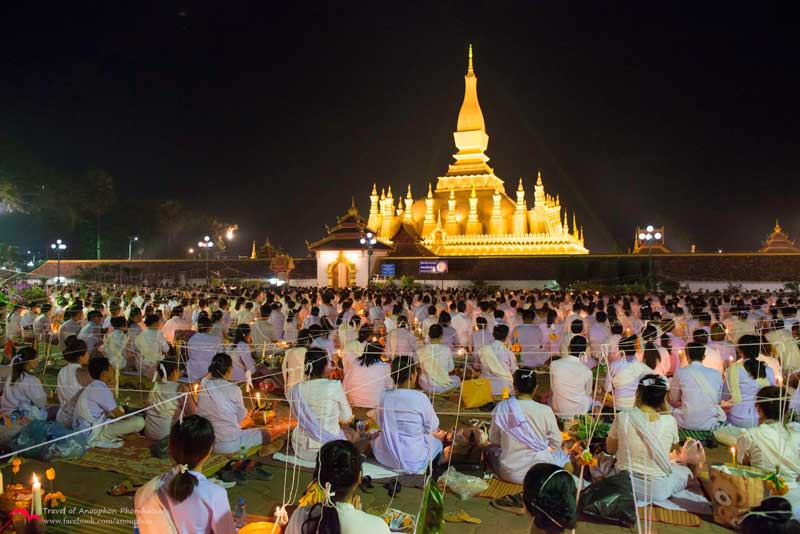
[32,473,39,485]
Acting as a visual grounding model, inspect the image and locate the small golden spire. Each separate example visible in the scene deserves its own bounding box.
[470,183,476,198]
[467,43,474,74]
[517,177,524,191]
[250,240,257,259]
[387,185,393,198]
[371,183,377,195]
[380,187,385,200]
[536,170,542,186]
[427,182,433,198]
[775,219,782,234]
[572,213,577,234]
[406,184,412,198]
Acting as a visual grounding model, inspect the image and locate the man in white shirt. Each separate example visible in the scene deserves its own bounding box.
[268,303,286,341]
[187,316,226,381]
[162,306,191,346]
[589,311,612,358]
[450,301,472,348]
[550,335,594,418]
[251,304,277,355]
[669,342,726,430]
[6,305,23,341]
[692,329,724,375]
[511,309,546,367]
[78,310,104,357]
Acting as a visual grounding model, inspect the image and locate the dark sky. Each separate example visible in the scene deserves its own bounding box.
[0,1,798,257]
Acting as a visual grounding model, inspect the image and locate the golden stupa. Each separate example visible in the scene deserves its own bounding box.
[366,46,588,256]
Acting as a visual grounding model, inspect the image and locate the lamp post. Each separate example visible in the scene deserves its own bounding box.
[636,225,664,291]
[359,231,377,287]
[197,236,214,282]
[128,236,139,260]
[49,239,67,284]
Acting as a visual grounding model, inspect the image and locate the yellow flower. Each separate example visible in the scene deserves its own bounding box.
[10,457,21,467]
[45,468,56,481]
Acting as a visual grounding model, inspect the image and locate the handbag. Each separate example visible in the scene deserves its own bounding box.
[461,378,492,409]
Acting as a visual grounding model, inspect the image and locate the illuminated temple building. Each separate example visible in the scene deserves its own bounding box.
[760,220,799,253]
[365,46,589,256]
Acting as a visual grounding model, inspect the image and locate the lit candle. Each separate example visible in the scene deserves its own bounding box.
[193,383,199,402]
[502,387,509,400]
[31,473,42,516]
[730,446,737,466]
[256,392,265,409]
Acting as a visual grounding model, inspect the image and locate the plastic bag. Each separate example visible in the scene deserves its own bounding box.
[417,477,444,534]
[12,420,87,460]
[579,472,637,527]
[437,469,488,500]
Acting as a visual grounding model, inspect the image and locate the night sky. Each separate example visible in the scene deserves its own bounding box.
[0,1,798,257]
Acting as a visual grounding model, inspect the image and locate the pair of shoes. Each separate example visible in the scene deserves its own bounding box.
[359,475,374,493]
[490,493,526,515]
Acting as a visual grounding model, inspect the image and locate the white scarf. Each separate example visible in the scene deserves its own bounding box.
[622,408,672,476]
[417,344,451,387]
[479,342,514,382]
[685,364,726,421]
[134,475,179,534]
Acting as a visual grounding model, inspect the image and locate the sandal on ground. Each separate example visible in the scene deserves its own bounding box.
[107,480,140,496]
[359,475,374,494]
[246,466,273,481]
[490,493,526,515]
[444,510,482,524]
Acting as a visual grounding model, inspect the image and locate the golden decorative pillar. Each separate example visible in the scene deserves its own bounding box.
[250,240,257,259]
[380,186,394,238]
[367,183,381,231]
[466,184,482,235]
[445,189,460,235]
[488,188,507,234]
[403,185,414,223]
[513,178,527,235]
[422,182,436,236]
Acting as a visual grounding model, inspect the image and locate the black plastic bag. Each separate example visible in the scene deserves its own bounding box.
[578,472,637,527]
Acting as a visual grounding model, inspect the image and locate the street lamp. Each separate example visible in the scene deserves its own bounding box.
[128,236,139,260]
[49,239,67,284]
[359,231,377,287]
[197,236,214,281]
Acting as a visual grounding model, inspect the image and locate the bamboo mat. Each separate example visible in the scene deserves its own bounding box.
[638,506,702,527]
[478,477,523,499]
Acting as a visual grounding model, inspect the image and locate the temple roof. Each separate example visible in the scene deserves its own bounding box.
[759,220,800,253]
[308,201,392,251]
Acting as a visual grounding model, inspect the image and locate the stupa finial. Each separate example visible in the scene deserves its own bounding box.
[468,43,474,74]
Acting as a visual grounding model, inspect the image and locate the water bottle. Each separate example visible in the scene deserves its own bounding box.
[133,519,140,534]
[234,497,247,528]
[238,445,247,461]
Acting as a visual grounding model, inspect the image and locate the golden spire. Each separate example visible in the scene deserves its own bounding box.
[572,213,577,234]
[380,187,385,200]
[406,184,412,198]
[470,183,476,198]
[517,177,524,191]
[427,182,433,198]
[387,185,393,198]
[371,183,377,195]
[456,44,485,133]
[775,219,783,234]
[250,240,257,259]
[536,170,542,186]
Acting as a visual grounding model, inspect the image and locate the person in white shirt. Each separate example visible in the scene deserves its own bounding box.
[229,323,256,384]
[450,301,472,348]
[550,335,594,418]
[144,359,183,441]
[1,347,47,422]
[186,316,226,382]
[74,357,145,448]
[669,342,726,430]
[692,329,724,375]
[511,309,547,368]
[284,440,391,534]
[605,335,652,410]
[250,304,277,357]
[288,349,354,461]
[708,323,736,370]
[135,415,237,534]
[5,305,23,341]
[384,315,417,359]
[20,304,36,342]
[55,337,92,428]
[104,317,128,371]
[766,319,800,374]
[478,324,519,396]
[588,311,611,360]
[606,374,693,504]
[134,314,170,377]
[58,307,83,353]
[486,368,568,484]
[78,309,104,358]
[162,307,191,347]
[196,353,270,455]
[268,303,286,341]
[342,341,392,408]
[417,325,461,394]
[283,332,312,394]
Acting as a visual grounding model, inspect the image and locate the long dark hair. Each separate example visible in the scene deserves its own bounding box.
[738,334,767,380]
[305,347,328,378]
[523,463,577,531]
[234,323,251,344]
[208,353,233,379]
[302,440,363,534]
[642,342,661,371]
[10,347,37,384]
[356,341,384,367]
[167,415,215,503]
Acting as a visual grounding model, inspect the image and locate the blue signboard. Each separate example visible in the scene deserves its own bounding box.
[381,263,396,277]
[419,260,449,274]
